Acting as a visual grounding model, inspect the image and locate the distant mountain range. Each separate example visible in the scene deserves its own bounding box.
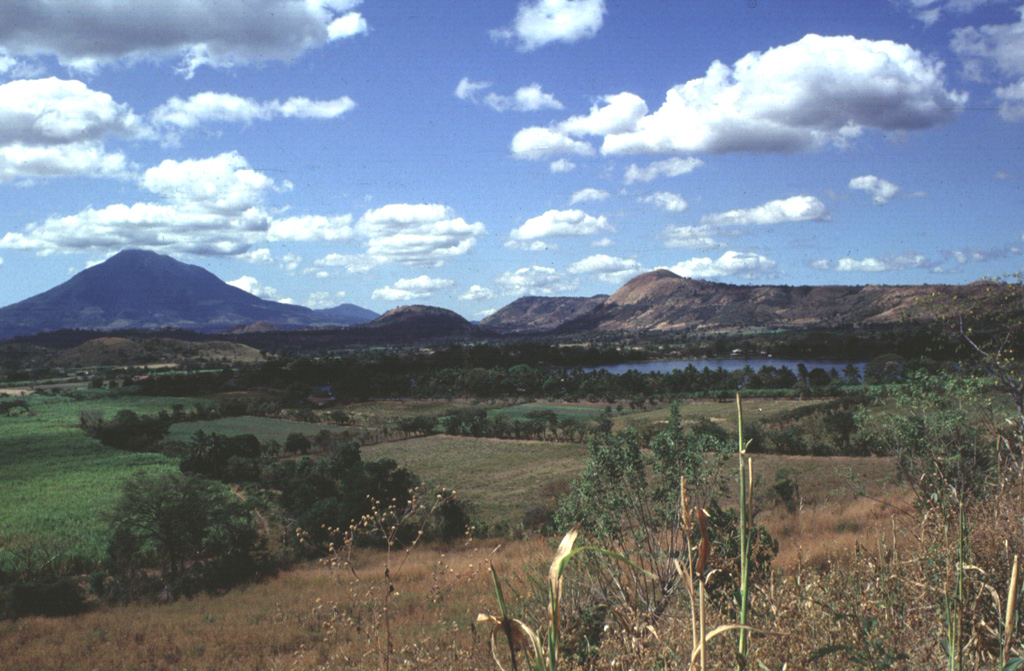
[0,250,1006,342]
[483,268,1003,334]
[0,249,377,339]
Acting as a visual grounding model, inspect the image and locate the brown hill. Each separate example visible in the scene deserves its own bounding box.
[481,295,608,333]
[358,305,487,340]
[53,336,265,367]
[485,270,1007,334]
[223,321,280,334]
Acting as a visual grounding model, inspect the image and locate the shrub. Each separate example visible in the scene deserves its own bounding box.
[429,491,472,542]
[284,432,312,454]
[6,578,88,618]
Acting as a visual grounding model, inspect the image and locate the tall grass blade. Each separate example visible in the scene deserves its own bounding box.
[737,393,750,668]
[1005,554,1020,667]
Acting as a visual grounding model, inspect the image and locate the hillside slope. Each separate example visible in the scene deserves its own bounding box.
[0,250,374,339]
[486,269,1003,334]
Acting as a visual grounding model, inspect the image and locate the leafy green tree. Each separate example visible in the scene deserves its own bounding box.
[105,471,259,582]
[284,432,312,454]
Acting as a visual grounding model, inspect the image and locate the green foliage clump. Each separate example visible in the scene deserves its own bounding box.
[554,403,760,630]
[105,471,261,590]
[179,431,263,481]
[262,442,419,549]
[5,577,88,618]
[79,408,172,451]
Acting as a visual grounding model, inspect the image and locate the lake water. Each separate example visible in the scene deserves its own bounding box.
[586,358,864,375]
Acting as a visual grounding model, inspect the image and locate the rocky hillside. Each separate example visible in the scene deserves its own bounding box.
[480,295,608,333]
[483,269,1003,334]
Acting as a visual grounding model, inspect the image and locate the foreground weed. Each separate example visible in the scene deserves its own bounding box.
[312,486,462,671]
[478,523,656,671]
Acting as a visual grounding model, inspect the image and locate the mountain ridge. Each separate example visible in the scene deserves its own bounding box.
[0,253,1008,341]
[0,249,377,339]
[483,269,1005,334]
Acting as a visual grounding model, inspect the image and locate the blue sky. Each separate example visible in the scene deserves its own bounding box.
[0,0,1023,319]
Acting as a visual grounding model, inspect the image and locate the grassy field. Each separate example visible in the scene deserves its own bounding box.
[340,398,504,420]
[613,397,818,431]
[0,389,920,670]
[363,435,589,530]
[0,392,202,571]
[487,401,611,420]
[0,451,908,670]
[166,415,351,444]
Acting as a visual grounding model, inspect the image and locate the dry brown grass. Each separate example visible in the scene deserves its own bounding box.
[746,453,911,570]
[0,387,34,396]
[364,435,588,528]
[0,539,555,671]
[762,491,916,570]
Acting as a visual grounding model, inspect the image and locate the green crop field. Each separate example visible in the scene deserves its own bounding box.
[341,398,505,420]
[487,401,611,420]
[166,416,352,444]
[363,434,588,530]
[0,392,200,571]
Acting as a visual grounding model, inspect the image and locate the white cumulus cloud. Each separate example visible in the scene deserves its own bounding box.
[624,157,703,184]
[0,142,131,182]
[141,152,271,213]
[508,209,612,247]
[151,92,355,131]
[570,187,610,204]
[597,34,966,155]
[327,11,368,40]
[242,248,273,264]
[267,215,354,242]
[455,77,492,101]
[567,254,643,283]
[702,196,829,226]
[511,126,595,159]
[668,251,777,280]
[460,285,496,301]
[559,92,648,137]
[356,203,486,266]
[849,175,901,205]
[372,275,455,302]
[512,92,646,159]
[306,290,347,309]
[496,266,578,295]
[490,84,563,112]
[952,8,1024,120]
[549,158,576,173]
[0,151,361,257]
[492,0,606,52]
[312,253,376,273]
[664,225,722,249]
[833,254,929,272]
[456,78,563,112]
[952,7,1024,79]
[641,192,688,212]
[0,77,143,181]
[227,275,284,301]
